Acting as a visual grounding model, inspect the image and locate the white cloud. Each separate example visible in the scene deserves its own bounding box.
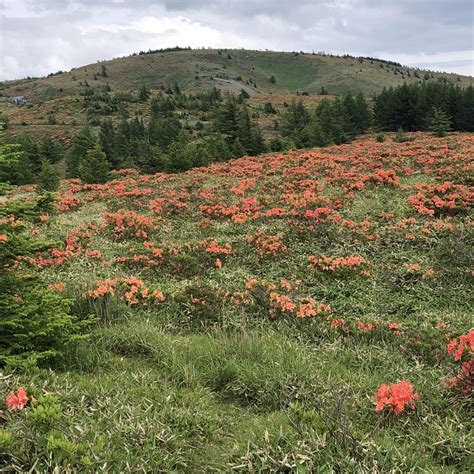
[0,0,472,80]
[376,50,474,76]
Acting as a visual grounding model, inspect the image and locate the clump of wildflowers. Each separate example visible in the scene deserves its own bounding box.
[444,330,473,396]
[375,380,419,415]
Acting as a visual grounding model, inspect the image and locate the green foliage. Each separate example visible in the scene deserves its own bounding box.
[39,136,64,163]
[428,106,452,137]
[393,128,411,143]
[66,126,96,178]
[138,84,149,102]
[214,95,266,156]
[46,433,90,467]
[0,120,22,186]
[0,196,86,369]
[374,82,474,132]
[78,145,110,184]
[27,396,62,427]
[37,160,60,192]
[279,94,371,149]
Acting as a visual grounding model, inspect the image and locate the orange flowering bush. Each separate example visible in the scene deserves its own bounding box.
[408,181,473,217]
[242,278,331,320]
[308,255,368,274]
[5,387,29,411]
[375,380,419,415]
[83,277,164,306]
[205,240,232,255]
[102,209,156,239]
[247,232,286,257]
[115,241,164,270]
[444,330,474,395]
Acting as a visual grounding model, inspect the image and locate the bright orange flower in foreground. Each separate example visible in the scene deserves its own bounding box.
[375,380,418,414]
[5,387,29,411]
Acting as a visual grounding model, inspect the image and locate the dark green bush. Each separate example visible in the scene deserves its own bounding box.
[0,198,88,369]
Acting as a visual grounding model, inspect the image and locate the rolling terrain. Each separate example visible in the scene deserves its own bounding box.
[1,48,472,142]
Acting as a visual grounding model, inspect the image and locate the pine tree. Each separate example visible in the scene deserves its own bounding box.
[232,138,246,158]
[428,107,452,137]
[280,100,311,139]
[40,136,64,163]
[99,119,118,168]
[353,92,372,134]
[138,84,150,102]
[0,121,21,192]
[215,96,239,142]
[37,160,60,192]
[1,133,78,368]
[66,126,96,178]
[78,145,110,183]
[205,134,232,162]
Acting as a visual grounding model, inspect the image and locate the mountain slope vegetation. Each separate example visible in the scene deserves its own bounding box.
[1,132,473,471]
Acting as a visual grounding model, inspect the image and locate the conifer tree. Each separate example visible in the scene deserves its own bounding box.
[0,121,21,190]
[1,130,79,368]
[37,160,60,192]
[232,138,246,157]
[428,106,452,137]
[66,126,96,178]
[78,145,110,183]
[138,84,150,102]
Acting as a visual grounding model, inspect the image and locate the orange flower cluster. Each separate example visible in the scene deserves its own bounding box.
[372,169,400,186]
[242,278,330,320]
[57,194,82,213]
[102,209,156,239]
[23,231,94,268]
[205,240,232,255]
[375,380,419,415]
[408,181,473,217]
[296,298,331,319]
[231,178,256,196]
[115,242,164,269]
[447,330,474,361]
[445,330,474,395]
[357,321,375,332]
[305,207,340,224]
[308,255,368,273]
[5,387,29,411]
[48,282,66,292]
[247,232,286,257]
[83,277,164,306]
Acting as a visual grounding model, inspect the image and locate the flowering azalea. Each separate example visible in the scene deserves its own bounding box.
[375,381,418,414]
[5,387,29,411]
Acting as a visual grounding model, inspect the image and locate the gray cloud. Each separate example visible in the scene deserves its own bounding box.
[1,0,472,80]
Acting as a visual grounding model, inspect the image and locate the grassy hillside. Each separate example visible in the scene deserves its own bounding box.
[2,49,472,144]
[3,49,472,100]
[2,132,473,471]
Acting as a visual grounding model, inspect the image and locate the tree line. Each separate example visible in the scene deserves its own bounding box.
[2,80,472,189]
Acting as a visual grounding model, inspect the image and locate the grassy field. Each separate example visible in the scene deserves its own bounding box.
[2,132,473,471]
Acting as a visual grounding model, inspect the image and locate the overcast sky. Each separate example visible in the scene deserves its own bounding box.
[1,0,473,80]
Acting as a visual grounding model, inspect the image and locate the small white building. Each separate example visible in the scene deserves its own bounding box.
[11,96,28,105]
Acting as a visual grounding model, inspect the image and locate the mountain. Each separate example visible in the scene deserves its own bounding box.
[1,48,472,142]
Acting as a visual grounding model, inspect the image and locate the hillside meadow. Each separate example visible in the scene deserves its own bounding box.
[2,48,472,144]
[1,132,473,471]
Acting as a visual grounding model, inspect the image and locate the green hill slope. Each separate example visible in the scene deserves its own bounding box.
[2,48,472,103]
